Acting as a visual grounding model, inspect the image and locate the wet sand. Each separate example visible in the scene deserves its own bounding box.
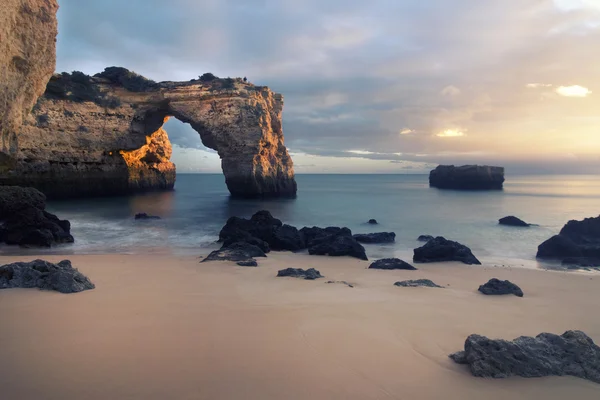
[1,252,599,399]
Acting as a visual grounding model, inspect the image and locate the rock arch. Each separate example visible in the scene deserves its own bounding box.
[1,68,297,198]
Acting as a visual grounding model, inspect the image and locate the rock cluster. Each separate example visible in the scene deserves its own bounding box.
[394,279,443,288]
[478,278,523,297]
[450,330,600,383]
[277,268,323,280]
[217,211,368,260]
[0,0,58,170]
[353,232,396,244]
[0,259,94,293]
[429,165,505,190]
[0,186,73,247]
[369,258,417,270]
[2,68,296,199]
[413,236,481,265]
[537,215,600,267]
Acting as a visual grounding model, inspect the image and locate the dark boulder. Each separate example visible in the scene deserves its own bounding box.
[202,241,266,263]
[413,236,481,265]
[537,216,600,267]
[307,228,368,260]
[236,260,258,267]
[368,219,378,225]
[222,230,270,253]
[353,232,396,244]
[0,259,95,294]
[537,235,583,259]
[478,278,523,297]
[369,258,417,270]
[499,216,530,227]
[449,330,600,383]
[270,224,305,251]
[394,279,443,288]
[134,213,161,220]
[417,235,434,242]
[277,268,323,280]
[0,186,74,247]
[560,215,600,244]
[429,165,505,190]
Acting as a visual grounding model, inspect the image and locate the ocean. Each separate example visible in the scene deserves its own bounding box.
[11,174,600,268]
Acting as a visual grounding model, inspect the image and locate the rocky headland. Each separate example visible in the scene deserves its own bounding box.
[1,67,297,198]
[429,165,505,190]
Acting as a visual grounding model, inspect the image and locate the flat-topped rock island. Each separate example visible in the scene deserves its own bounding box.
[429,165,505,190]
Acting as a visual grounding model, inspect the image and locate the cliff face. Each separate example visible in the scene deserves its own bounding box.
[2,68,297,198]
[429,165,505,190]
[0,0,58,171]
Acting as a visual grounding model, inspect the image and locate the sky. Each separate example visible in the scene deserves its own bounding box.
[55,0,600,174]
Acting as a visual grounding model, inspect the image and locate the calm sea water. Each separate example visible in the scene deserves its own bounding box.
[10,174,600,267]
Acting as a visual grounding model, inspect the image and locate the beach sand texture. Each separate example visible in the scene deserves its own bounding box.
[1,252,599,399]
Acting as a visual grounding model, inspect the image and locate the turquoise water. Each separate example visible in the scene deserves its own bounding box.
[17,174,600,266]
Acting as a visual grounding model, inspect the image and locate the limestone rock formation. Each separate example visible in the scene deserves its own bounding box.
[0,0,58,170]
[2,67,297,198]
[429,165,505,190]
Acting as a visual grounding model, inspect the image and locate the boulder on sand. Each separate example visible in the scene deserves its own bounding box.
[305,227,368,260]
[202,241,266,264]
[277,268,323,280]
[353,232,396,244]
[499,216,530,227]
[449,330,600,383]
[413,236,481,265]
[394,279,443,288]
[478,278,523,297]
[0,259,94,293]
[429,165,505,190]
[369,258,417,270]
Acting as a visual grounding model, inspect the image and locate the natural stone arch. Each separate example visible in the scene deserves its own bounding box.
[2,68,297,198]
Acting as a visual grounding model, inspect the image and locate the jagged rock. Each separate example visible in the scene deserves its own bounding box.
[2,68,296,198]
[353,232,396,244]
[417,235,434,242]
[429,165,505,190]
[413,236,481,265]
[537,216,600,267]
[369,258,417,270]
[270,224,305,251]
[236,260,258,267]
[449,330,600,383]
[394,279,443,288]
[0,0,58,170]
[0,186,74,247]
[326,280,354,288]
[306,227,368,260]
[202,242,266,263]
[277,268,323,280]
[368,219,378,225]
[134,213,161,220]
[0,259,94,293]
[478,278,523,297]
[499,216,530,227]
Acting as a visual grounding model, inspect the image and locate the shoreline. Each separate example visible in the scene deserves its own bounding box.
[1,252,599,399]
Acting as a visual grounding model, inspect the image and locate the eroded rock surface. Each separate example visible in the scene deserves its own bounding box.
[429,165,504,190]
[2,68,296,198]
[449,330,600,383]
[0,259,94,293]
[0,0,58,169]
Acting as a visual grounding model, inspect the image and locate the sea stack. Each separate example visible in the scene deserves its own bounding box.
[0,67,297,199]
[429,165,505,190]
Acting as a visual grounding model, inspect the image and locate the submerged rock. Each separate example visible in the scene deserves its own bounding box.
[394,279,443,288]
[353,232,396,244]
[0,186,74,247]
[449,330,600,383]
[429,165,505,190]
[277,268,323,280]
[369,258,417,270]
[417,235,434,242]
[0,259,94,293]
[478,278,523,297]
[413,236,481,265]
[368,219,378,225]
[134,213,161,220]
[499,216,530,227]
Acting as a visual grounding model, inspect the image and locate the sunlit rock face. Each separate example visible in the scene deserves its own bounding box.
[1,68,297,198]
[0,0,58,171]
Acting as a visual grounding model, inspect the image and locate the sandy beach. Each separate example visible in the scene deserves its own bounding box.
[1,252,599,400]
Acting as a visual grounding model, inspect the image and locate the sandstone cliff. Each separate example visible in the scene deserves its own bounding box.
[0,0,58,171]
[2,68,297,198]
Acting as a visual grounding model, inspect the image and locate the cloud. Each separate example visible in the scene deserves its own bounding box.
[436,129,466,138]
[441,85,461,96]
[399,128,414,135]
[555,85,592,97]
[526,83,553,88]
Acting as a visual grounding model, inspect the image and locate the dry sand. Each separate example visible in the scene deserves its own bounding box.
[1,252,599,400]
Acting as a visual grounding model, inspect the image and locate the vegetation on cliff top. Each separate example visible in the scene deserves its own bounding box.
[44,71,122,109]
[95,67,159,92]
